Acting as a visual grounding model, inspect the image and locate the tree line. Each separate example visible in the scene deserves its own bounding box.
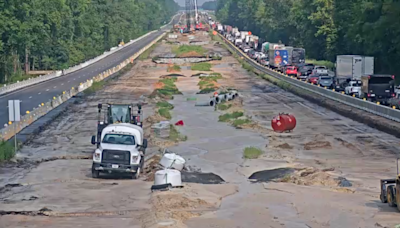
[216,0,400,79]
[201,1,217,10]
[0,0,179,83]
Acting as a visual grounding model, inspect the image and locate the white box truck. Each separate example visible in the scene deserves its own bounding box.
[336,55,374,80]
[240,31,248,40]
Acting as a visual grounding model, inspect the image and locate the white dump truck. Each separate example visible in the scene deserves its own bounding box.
[91,103,147,179]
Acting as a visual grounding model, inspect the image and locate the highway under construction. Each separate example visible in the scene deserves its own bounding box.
[0,12,400,228]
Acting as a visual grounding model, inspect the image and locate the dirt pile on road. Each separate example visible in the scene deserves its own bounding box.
[280,167,354,191]
[304,141,332,150]
[144,154,162,182]
[178,51,204,57]
[268,136,293,150]
[140,192,214,228]
[303,136,332,150]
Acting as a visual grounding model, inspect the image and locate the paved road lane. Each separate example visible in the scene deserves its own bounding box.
[0,15,180,127]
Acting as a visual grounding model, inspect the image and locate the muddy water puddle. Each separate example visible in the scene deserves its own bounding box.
[248,168,295,183]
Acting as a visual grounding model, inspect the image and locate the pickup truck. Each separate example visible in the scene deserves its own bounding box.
[345,80,362,97]
[312,66,328,76]
[361,74,395,104]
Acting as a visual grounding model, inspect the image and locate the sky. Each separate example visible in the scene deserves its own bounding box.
[174,0,211,7]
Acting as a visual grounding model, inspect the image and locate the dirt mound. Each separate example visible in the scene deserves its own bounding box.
[279,167,353,189]
[268,136,293,150]
[276,143,293,149]
[140,193,213,228]
[144,154,162,181]
[152,194,210,210]
[178,51,204,57]
[154,82,165,89]
[304,141,332,150]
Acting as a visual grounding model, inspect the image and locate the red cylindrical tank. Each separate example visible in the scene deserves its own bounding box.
[271,114,297,132]
[271,115,287,133]
[286,114,297,131]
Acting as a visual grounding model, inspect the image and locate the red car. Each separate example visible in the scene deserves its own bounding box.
[285,66,298,76]
[307,75,319,84]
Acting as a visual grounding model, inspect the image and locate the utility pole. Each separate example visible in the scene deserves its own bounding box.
[194,0,199,25]
[185,0,191,32]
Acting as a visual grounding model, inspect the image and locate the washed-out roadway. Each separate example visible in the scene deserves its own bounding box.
[1,31,400,228]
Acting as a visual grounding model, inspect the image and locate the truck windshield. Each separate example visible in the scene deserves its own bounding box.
[370,77,393,84]
[110,106,130,123]
[102,134,135,145]
[351,81,362,86]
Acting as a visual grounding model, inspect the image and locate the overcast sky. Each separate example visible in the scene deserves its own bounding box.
[175,0,211,7]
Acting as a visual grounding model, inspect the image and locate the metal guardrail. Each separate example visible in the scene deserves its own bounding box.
[217,33,400,123]
[0,32,167,141]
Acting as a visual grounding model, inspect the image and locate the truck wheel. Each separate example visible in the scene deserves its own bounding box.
[387,185,396,207]
[92,170,100,178]
[132,168,141,179]
[396,184,400,211]
[380,190,387,203]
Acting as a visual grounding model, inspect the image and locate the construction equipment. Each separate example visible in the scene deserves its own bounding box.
[90,103,147,179]
[379,159,400,210]
[96,103,143,142]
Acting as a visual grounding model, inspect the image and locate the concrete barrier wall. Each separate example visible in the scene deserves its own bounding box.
[0,32,167,141]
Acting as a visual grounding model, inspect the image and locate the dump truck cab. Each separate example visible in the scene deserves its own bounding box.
[91,103,147,179]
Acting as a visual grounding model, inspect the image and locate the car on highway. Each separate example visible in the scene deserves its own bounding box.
[254,52,265,60]
[285,65,298,76]
[317,75,334,88]
[312,65,328,76]
[243,46,252,53]
[247,49,256,58]
[258,56,269,66]
[345,80,362,97]
[297,64,314,80]
[306,75,320,84]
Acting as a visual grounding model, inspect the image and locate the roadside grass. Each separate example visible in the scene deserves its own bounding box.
[153,77,182,99]
[197,73,222,90]
[167,64,181,72]
[306,59,334,70]
[169,125,188,142]
[158,108,172,119]
[83,81,105,95]
[197,72,222,94]
[218,111,244,122]
[138,42,159,60]
[217,102,232,111]
[156,101,174,110]
[172,45,205,57]
[243,147,263,159]
[198,87,216,94]
[242,62,254,72]
[191,62,212,71]
[0,141,15,162]
[232,118,252,128]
